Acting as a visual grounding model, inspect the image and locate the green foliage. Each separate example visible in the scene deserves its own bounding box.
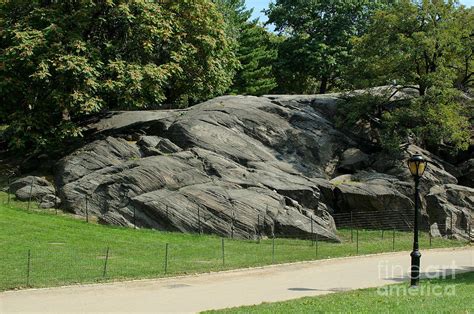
[213,0,251,41]
[453,7,474,92]
[214,0,277,96]
[230,21,277,96]
[0,0,238,153]
[352,0,472,95]
[337,88,471,153]
[267,0,380,94]
[343,1,472,153]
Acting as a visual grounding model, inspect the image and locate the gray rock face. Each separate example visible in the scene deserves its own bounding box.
[426,184,474,240]
[56,96,354,241]
[337,148,370,173]
[54,93,472,241]
[331,172,413,213]
[371,145,458,194]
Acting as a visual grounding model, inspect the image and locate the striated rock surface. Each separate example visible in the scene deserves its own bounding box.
[51,93,472,240]
[55,95,353,241]
[426,184,474,240]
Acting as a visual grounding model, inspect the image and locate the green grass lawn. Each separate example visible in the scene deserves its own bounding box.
[206,271,474,313]
[0,192,469,291]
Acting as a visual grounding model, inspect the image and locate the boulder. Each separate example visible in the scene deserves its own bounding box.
[11,176,56,202]
[39,194,61,209]
[59,147,339,241]
[10,176,53,194]
[371,145,458,196]
[330,171,414,212]
[425,184,473,240]
[338,148,369,173]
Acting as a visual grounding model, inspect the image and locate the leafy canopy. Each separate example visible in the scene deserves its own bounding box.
[0,0,238,153]
[230,21,277,96]
[352,0,472,95]
[266,0,380,94]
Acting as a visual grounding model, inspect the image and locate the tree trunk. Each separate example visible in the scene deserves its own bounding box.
[418,82,426,96]
[319,76,328,94]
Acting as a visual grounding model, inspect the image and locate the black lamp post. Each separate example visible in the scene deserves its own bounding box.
[407,154,428,287]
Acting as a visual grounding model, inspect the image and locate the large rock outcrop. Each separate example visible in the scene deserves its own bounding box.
[50,92,473,240]
[55,96,353,241]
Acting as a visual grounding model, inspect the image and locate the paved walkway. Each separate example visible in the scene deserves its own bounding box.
[1,247,473,313]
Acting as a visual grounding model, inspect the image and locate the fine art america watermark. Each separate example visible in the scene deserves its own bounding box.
[376,260,458,297]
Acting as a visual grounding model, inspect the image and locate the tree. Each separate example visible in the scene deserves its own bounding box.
[343,0,472,154]
[352,0,470,96]
[452,7,474,92]
[214,0,277,95]
[213,0,251,41]
[266,0,379,94]
[230,21,277,95]
[336,87,471,153]
[0,0,238,153]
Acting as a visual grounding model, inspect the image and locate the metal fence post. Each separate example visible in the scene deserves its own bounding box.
[429,231,432,248]
[392,228,395,251]
[7,177,11,205]
[133,206,136,228]
[55,190,58,215]
[350,212,354,243]
[469,221,471,241]
[450,211,454,238]
[85,195,89,223]
[103,247,110,278]
[221,238,225,266]
[231,211,235,239]
[27,177,35,210]
[257,214,260,244]
[198,207,202,235]
[311,218,314,246]
[356,229,359,255]
[26,249,31,286]
[315,233,319,258]
[164,243,169,274]
[272,235,275,264]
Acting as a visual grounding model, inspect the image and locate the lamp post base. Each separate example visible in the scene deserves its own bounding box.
[410,249,421,286]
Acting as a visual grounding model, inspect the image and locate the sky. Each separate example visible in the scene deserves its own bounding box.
[246,0,474,24]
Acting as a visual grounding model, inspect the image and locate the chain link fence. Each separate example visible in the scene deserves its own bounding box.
[1,181,472,291]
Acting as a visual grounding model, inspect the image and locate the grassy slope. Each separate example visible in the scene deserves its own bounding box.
[207,272,474,313]
[0,192,468,291]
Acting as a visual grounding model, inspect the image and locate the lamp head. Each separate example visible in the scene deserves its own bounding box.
[407,154,428,177]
